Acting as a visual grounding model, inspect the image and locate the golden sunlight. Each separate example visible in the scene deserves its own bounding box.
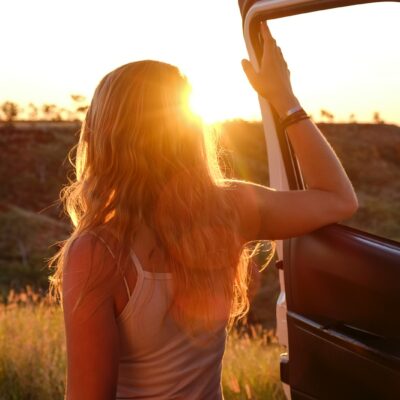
[189,78,260,125]
[189,88,222,125]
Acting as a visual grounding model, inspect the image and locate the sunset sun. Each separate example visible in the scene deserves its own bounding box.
[189,88,222,124]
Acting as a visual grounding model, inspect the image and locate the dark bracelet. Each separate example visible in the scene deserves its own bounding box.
[279,108,310,130]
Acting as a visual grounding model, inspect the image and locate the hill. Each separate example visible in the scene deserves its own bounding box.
[1,120,399,327]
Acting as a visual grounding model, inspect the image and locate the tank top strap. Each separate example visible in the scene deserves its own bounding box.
[130,249,145,279]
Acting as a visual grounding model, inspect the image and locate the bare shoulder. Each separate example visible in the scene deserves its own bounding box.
[66,229,117,261]
[220,179,357,242]
[63,231,119,320]
[65,232,98,266]
[64,231,116,278]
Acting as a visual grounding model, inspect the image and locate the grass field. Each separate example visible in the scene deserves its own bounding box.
[0,291,285,400]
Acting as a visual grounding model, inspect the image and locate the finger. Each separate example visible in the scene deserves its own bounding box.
[260,21,275,44]
[260,20,268,40]
[241,59,255,79]
[277,46,288,67]
[241,59,259,91]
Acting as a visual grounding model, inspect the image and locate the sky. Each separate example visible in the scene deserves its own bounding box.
[1,0,399,124]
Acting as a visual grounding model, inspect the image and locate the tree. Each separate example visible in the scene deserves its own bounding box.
[70,94,89,120]
[70,94,86,103]
[41,103,62,121]
[27,102,39,120]
[1,101,19,121]
[349,113,357,123]
[320,109,334,123]
[373,111,384,124]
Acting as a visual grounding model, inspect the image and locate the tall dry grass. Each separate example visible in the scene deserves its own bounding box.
[222,326,285,399]
[0,288,65,400]
[0,288,284,400]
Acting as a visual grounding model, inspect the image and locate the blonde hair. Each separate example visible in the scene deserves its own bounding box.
[48,60,274,335]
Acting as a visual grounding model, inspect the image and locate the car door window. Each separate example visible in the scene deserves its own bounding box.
[267,2,400,242]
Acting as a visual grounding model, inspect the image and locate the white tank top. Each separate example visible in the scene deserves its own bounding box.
[92,232,228,399]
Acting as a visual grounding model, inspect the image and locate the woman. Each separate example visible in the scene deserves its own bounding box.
[50,22,358,399]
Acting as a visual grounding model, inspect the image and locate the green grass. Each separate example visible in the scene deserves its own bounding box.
[0,294,285,400]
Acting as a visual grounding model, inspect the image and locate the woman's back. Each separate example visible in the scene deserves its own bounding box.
[62,226,231,399]
[90,226,228,398]
[115,243,226,399]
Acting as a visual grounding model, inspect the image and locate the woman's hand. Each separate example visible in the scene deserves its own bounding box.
[242,21,301,118]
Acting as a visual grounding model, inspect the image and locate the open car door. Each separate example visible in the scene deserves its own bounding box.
[238,1,400,399]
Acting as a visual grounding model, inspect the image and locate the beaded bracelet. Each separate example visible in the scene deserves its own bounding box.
[279,108,311,130]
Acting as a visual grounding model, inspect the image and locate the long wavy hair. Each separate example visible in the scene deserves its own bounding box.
[49,60,274,335]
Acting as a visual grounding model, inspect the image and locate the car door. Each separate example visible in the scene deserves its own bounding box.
[238,1,400,399]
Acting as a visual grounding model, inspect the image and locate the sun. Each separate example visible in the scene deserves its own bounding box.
[189,90,217,124]
[188,74,261,125]
[189,87,227,125]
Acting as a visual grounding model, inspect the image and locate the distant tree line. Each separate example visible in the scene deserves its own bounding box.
[318,109,385,124]
[0,97,386,125]
[0,95,89,122]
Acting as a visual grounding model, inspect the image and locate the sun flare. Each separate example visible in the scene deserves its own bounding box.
[189,89,223,125]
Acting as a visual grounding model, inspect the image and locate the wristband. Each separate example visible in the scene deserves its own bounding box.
[282,104,303,119]
[279,108,310,130]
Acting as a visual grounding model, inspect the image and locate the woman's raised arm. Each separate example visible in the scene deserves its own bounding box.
[232,21,358,242]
